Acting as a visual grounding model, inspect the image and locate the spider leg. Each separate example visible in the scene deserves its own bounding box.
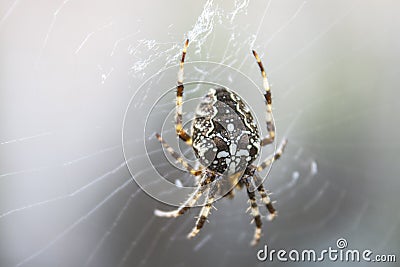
[154,175,209,218]
[155,133,202,176]
[243,177,263,246]
[187,182,217,239]
[256,138,288,172]
[176,39,192,146]
[252,50,276,147]
[253,173,277,221]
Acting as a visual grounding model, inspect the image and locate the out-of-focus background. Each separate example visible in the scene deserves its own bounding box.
[1,0,399,266]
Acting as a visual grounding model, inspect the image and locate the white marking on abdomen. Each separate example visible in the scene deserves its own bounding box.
[229,144,237,156]
[217,151,229,158]
[236,149,249,157]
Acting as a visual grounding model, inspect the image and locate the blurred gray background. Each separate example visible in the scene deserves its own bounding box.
[1,0,399,266]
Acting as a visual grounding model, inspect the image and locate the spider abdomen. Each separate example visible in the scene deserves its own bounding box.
[191,87,261,175]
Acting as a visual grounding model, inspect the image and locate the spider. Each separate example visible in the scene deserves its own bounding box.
[154,39,287,246]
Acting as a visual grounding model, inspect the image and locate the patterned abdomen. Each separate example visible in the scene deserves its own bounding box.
[191,87,261,175]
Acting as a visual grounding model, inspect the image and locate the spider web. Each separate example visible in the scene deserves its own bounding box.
[1,0,400,267]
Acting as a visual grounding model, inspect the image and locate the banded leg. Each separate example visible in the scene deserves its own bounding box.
[252,50,275,146]
[155,133,202,176]
[253,174,277,221]
[256,138,288,172]
[187,185,217,239]
[244,177,263,246]
[154,176,209,218]
[176,39,192,145]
